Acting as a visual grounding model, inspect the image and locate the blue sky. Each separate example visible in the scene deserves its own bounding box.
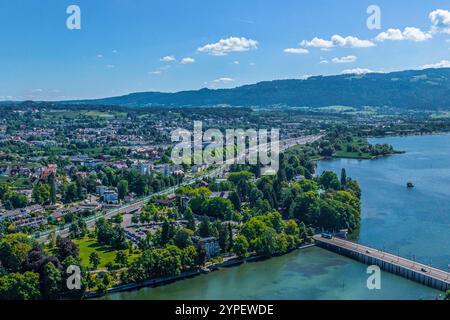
[0,0,449,101]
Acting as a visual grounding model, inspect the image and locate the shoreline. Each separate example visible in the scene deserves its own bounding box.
[85,243,316,300]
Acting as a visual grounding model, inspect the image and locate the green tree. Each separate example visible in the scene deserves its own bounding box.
[198,216,212,238]
[89,252,101,270]
[229,191,241,211]
[0,233,34,272]
[202,197,235,220]
[285,220,299,236]
[96,272,112,294]
[115,251,128,267]
[160,220,176,246]
[3,192,28,209]
[340,168,347,186]
[33,183,51,205]
[253,228,278,257]
[184,207,196,231]
[174,228,194,249]
[48,174,57,204]
[289,191,320,225]
[319,171,341,190]
[0,272,41,300]
[117,180,129,200]
[41,262,62,298]
[181,246,198,269]
[233,235,249,259]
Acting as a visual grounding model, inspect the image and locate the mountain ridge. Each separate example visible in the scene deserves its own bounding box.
[51,68,450,109]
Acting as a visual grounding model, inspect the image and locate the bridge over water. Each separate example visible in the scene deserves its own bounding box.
[313,235,450,292]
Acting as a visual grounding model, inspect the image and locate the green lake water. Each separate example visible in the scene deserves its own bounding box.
[102,134,450,300]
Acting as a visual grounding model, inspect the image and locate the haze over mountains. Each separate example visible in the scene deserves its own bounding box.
[58,68,450,110]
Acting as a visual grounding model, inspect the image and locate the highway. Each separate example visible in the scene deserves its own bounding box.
[33,134,323,242]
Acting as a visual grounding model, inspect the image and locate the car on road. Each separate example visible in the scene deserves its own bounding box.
[321,232,333,239]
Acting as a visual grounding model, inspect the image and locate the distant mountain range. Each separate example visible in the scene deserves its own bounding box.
[59,68,450,109]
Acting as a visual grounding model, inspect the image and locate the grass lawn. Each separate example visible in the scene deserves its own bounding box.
[75,237,140,269]
[83,111,127,119]
[333,150,373,159]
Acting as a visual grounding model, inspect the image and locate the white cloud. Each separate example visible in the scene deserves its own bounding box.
[106,64,115,68]
[198,37,258,56]
[160,55,176,62]
[181,57,195,64]
[331,35,375,48]
[341,68,377,75]
[418,60,450,70]
[283,48,309,54]
[213,77,234,83]
[97,54,103,58]
[301,37,334,49]
[232,61,240,65]
[375,27,432,42]
[429,9,450,34]
[319,60,329,64]
[148,70,163,75]
[332,55,357,64]
[301,35,375,49]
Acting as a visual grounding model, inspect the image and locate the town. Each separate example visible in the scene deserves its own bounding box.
[1,102,450,300]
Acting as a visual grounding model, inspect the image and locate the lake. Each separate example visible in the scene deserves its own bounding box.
[102,134,450,300]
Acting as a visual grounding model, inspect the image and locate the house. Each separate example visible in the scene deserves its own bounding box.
[51,203,99,222]
[153,164,183,177]
[103,190,119,204]
[16,189,33,201]
[193,236,220,258]
[0,204,45,222]
[181,196,191,210]
[191,164,207,173]
[290,175,305,183]
[156,193,177,206]
[96,185,108,196]
[210,191,230,199]
[14,216,47,230]
[138,162,151,175]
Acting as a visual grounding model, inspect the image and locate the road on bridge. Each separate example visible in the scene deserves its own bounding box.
[313,235,450,282]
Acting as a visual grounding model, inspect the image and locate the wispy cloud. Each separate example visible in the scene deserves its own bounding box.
[332,55,357,64]
[341,68,380,75]
[181,57,195,64]
[283,48,309,54]
[213,77,234,83]
[160,55,176,62]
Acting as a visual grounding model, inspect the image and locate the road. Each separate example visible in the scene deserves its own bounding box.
[34,134,323,242]
[313,235,450,283]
